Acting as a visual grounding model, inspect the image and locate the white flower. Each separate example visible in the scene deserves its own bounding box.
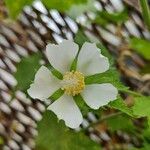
[27,40,118,129]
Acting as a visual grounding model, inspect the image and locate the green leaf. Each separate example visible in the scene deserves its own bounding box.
[109,97,133,117]
[129,37,150,60]
[106,114,135,133]
[14,53,42,91]
[36,111,101,150]
[42,0,87,12]
[132,96,150,117]
[5,0,33,19]
[93,9,128,25]
[85,68,128,91]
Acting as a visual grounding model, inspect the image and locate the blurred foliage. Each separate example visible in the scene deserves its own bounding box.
[106,114,136,133]
[0,136,4,145]
[129,37,150,60]
[140,62,150,74]
[133,96,150,117]
[36,111,101,150]
[14,53,42,92]
[5,0,33,18]
[140,0,150,31]
[5,0,87,19]
[42,0,87,12]
[93,9,128,26]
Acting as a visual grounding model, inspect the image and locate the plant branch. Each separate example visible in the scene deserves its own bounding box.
[120,89,143,97]
[88,111,123,128]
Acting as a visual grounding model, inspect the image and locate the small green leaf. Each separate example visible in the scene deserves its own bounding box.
[14,53,42,92]
[42,0,87,12]
[36,111,101,150]
[129,37,150,60]
[132,96,150,117]
[5,0,33,19]
[109,97,133,117]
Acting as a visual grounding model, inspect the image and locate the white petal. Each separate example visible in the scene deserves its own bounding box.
[27,66,60,100]
[46,40,78,73]
[77,42,109,76]
[81,83,118,109]
[48,95,83,129]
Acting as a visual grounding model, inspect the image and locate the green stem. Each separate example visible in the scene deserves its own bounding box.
[139,0,150,31]
[88,112,123,128]
[120,89,143,97]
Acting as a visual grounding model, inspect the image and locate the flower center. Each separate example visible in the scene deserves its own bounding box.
[61,71,85,96]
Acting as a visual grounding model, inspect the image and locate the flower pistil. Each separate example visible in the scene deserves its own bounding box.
[61,71,85,96]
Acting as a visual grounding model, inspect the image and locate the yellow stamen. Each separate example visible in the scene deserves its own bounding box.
[61,71,85,96]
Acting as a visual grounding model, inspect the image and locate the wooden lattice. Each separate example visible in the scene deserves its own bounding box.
[0,0,150,149]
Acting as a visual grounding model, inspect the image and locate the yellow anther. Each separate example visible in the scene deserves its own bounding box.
[61,71,85,96]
